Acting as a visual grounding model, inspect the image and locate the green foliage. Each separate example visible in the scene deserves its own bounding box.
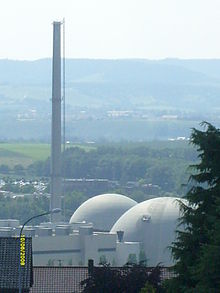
[81,264,163,293]
[0,141,196,195]
[13,164,25,175]
[0,164,11,173]
[139,282,156,293]
[0,143,50,160]
[127,253,137,265]
[99,255,108,265]
[112,258,117,266]
[139,249,147,266]
[168,122,220,292]
[0,143,50,168]
[27,158,50,177]
[48,143,195,195]
[2,182,35,193]
[0,143,94,170]
[0,141,197,223]
[68,259,73,266]
[0,195,49,224]
[64,191,87,221]
[47,259,54,266]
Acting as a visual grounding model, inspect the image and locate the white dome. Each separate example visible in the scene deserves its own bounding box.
[111,197,187,266]
[69,193,137,231]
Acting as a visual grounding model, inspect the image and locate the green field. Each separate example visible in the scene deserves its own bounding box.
[0,141,191,168]
[0,143,96,168]
[0,144,50,167]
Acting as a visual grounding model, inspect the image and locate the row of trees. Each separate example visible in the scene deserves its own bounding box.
[0,164,26,175]
[82,263,163,293]
[26,142,196,194]
[0,195,49,224]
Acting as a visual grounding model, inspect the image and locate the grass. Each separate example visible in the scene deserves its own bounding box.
[0,143,96,168]
[0,143,51,160]
[0,144,50,167]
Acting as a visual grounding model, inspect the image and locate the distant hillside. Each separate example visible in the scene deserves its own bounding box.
[0,58,219,84]
[0,58,220,109]
[0,58,220,140]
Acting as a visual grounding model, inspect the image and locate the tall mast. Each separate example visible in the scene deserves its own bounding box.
[62,18,66,220]
[50,21,62,222]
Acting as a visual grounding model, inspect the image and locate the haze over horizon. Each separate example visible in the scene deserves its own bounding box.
[1,1,220,141]
[1,0,220,60]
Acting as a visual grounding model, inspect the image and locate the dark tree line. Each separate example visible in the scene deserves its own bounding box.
[81,264,164,293]
[0,195,49,224]
[25,143,196,194]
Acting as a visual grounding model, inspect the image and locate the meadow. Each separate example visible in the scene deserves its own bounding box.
[0,143,96,168]
[0,143,50,167]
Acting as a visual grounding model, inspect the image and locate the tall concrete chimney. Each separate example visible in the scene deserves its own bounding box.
[50,21,62,222]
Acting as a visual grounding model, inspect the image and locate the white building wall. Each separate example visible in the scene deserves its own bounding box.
[84,233,117,265]
[33,234,81,266]
[116,241,140,266]
[32,230,140,266]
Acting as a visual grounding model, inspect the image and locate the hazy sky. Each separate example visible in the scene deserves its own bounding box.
[1,0,220,60]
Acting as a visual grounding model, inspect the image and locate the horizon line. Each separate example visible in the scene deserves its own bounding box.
[1,57,220,62]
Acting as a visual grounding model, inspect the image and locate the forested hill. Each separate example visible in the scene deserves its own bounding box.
[1,58,220,140]
[2,58,220,84]
[1,58,220,110]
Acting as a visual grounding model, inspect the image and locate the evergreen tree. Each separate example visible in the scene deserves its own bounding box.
[81,264,163,293]
[168,122,220,292]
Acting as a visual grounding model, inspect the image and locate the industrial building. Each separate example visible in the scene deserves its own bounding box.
[0,194,185,267]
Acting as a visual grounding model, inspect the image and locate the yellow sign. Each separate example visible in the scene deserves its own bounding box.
[20,235,25,266]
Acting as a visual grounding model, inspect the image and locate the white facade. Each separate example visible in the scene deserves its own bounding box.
[32,225,139,266]
[116,241,140,265]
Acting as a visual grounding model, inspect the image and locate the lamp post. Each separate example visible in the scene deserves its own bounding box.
[18,208,61,293]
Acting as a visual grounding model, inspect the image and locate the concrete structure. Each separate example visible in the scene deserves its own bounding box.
[0,196,186,266]
[32,225,139,266]
[50,21,62,222]
[0,219,19,228]
[0,219,139,267]
[111,197,186,266]
[69,193,137,231]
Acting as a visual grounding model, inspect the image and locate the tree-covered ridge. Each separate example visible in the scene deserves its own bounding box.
[26,142,197,194]
[168,122,220,292]
[0,142,196,223]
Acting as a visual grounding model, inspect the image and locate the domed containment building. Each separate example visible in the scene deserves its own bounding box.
[1,195,186,266]
[69,193,137,231]
[111,197,186,266]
